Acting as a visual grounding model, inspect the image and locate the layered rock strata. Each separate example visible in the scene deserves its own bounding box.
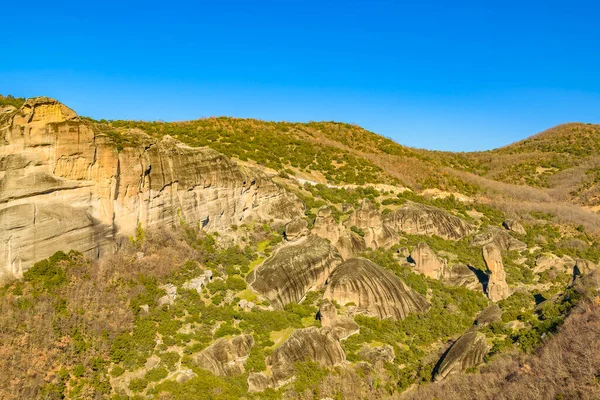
[195,334,254,376]
[248,326,346,391]
[0,98,303,282]
[324,258,430,319]
[246,235,343,308]
[384,202,473,240]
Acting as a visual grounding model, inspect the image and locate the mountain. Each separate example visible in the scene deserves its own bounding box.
[1,96,599,400]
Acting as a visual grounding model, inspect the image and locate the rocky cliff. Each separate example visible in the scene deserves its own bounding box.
[410,242,446,279]
[324,257,430,319]
[194,334,254,376]
[432,330,490,381]
[0,98,303,282]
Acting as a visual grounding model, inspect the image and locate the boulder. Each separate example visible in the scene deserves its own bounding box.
[248,327,345,391]
[384,202,473,240]
[503,219,527,235]
[432,330,490,381]
[317,299,359,340]
[441,263,485,292]
[472,226,527,252]
[157,283,177,307]
[195,334,254,376]
[474,304,502,326]
[284,218,309,241]
[574,258,597,278]
[409,242,446,279]
[482,243,509,302]
[324,258,430,319]
[335,230,367,259]
[247,235,342,308]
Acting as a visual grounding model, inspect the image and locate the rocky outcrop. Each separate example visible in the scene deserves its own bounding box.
[574,258,597,278]
[384,202,473,240]
[0,98,304,282]
[335,231,366,259]
[247,235,342,308]
[195,334,254,376]
[284,218,308,241]
[344,199,396,248]
[324,258,430,319]
[483,243,509,302]
[317,299,359,339]
[409,242,446,279]
[248,327,345,391]
[472,226,527,252]
[358,344,395,368]
[474,304,502,326]
[312,206,342,245]
[503,219,526,235]
[432,330,490,381]
[442,263,485,291]
[534,254,575,274]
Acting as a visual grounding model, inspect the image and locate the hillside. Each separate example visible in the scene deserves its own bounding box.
[1,97,599,400]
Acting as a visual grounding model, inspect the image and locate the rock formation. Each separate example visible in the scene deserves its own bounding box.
[472,226,527,252]
[247,326,346,391]
[573,258,597,278]
[344,199,395,249]
[503,219,526,235]
[335,231,366,259]
[246,235,342,308]
[358,344,395,368]
[283,218,308,241]
[0,98,304,282]
[474,304,502,327]
[384,202,473,240]
[409,242,446,279]
[312,206,342,244]
[482,243,510,302]
[317,299,359,339]
[324,258,430,319]
[432,330,490,381]
[195,334,254,376]
[442,263,485,291]
[534,254,575,274]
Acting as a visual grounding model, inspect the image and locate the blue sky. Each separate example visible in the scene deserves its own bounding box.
[1,0,599,151]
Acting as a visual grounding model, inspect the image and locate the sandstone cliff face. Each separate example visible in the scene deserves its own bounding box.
[483,243,510,302]
[410,242,446,279]
[248,326,346,391]
[324,258,430,319]
[246,235,343,308]
[195,334,254,376]
[384,202,473,240]
[312,206,342,244]
[0,98,303,282]
[284,218,308,241]
[432,330,490,381]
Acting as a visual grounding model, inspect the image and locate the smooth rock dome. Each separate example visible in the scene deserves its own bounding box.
[324,257,430,319]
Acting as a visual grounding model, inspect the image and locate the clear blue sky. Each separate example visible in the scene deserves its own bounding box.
[1,0,599,151]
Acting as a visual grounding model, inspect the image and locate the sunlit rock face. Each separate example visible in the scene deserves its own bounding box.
[194,334,254,376]
[0,97,303,282]
[384,201,474,240]
[246,235,343,309]
[247,326,346,391]
[324,257,430,320]
[432,330,490,381]
[482,243,510,302]
[410,242,446,279]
